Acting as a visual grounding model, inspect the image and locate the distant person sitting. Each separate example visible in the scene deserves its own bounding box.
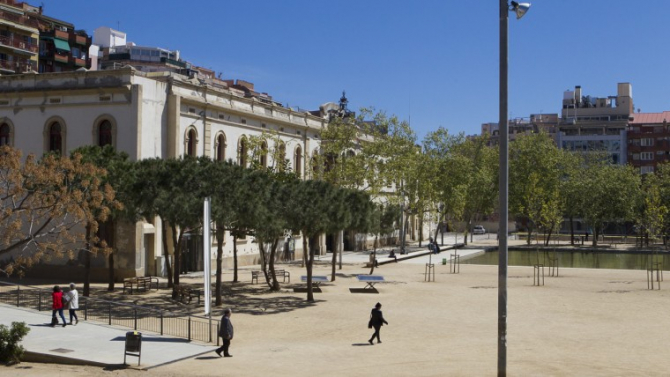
[388,249,398,262]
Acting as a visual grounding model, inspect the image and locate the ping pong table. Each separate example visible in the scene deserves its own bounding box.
[357,275,385,290]
[301,275,329,289]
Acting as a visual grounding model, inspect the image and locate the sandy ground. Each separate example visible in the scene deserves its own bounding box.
[2,257,670,377]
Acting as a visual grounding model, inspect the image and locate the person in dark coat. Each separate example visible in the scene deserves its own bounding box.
[215,308,234,357]
[368,302,388,345]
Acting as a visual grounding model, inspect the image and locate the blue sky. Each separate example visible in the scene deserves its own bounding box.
[47,0,670,140]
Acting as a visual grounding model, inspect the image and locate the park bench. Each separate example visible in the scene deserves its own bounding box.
[175,284,201,305]
[123,276,159,294]
[251,269,291,284]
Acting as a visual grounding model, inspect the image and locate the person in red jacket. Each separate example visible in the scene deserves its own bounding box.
[51,285,67,327]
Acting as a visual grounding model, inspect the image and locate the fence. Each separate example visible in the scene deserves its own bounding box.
[0,281,219,344]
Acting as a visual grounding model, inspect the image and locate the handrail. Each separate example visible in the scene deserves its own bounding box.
[0,280,219,344]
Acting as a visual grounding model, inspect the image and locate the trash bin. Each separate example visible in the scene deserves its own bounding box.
[124,331,142,366]
[442,258,447,265]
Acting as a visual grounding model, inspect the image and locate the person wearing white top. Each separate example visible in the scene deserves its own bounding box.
[65,282,79,325]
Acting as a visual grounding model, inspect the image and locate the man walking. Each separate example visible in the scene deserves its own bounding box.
[215,308,234,357]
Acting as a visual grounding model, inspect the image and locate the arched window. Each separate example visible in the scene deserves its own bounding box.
[0,123,10,146]
[238,136,248,166]
[98,120,113,147]
[186,128,197,157]
[260,141,268,168]
[276,141,286,171]
[294,145,302,178]
[215,133,226,161]
[49,122,62,153]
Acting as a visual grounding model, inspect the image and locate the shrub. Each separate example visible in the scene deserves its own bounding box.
[0,322,30,365]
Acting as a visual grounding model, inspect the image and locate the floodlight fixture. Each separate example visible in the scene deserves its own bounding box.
[510,1,531,19]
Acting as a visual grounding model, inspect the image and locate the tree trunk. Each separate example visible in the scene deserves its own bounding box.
[161,221,173,288]
[306,235,316,302]
[83,223,92,297]
[171,227,183,299]
[592,228,599,247]
[545,225,554,246]
[232,232,239,282]
[301,233,308,268]
[369,234,378,275]
[268,238,280,291]
[107,252,115,291]
[569,216,574,245]
[215,226,224,306]
[331,233,337,282]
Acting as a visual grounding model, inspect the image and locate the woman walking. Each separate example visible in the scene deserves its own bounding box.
[65,283,79,325]
[368,302,388,345]
[51,285,67,327]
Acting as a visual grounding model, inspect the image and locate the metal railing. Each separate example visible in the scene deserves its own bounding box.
[0,281,220,344]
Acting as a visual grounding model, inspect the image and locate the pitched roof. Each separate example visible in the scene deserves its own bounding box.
[629,111,670,125]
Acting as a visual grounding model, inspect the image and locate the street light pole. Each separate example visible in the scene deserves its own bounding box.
[497,1,509,375]
[498,2,530,376]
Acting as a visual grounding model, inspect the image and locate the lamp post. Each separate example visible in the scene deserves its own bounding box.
[498,2,530,376]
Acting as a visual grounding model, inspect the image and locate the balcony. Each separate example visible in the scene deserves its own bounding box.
[53,54,68,64]
[0,58,32,73]
[74,34,88,45]
[0,35,38,54]
[0,9,39,29]
[70,56,86,67]
[54,29,69,40]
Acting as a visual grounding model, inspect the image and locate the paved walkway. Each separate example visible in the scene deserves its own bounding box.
[0,305,215,370]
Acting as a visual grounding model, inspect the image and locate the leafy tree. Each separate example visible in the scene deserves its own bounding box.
[71,145,132,291]
[636,170,667,246]
[284,180,343,302]
[422,128,469,242]
[447,135,498,245]
[0,146,117,279]
[579,159,641,246]
[204,160,240,304]
[510,132,564,245]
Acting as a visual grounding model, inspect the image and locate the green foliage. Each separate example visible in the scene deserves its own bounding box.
[0,321,30,365]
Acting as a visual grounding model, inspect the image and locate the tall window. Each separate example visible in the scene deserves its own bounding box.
[260,141,268,168]
[215,133,226,161]
[0,123,10,146]
[98,120,112,147]
[294,146,302,177]
[186,129,197,156]
[49,122,62,153]
[238,137,248,166]
[276,142,286,171]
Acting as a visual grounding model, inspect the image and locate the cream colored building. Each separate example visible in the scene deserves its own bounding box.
[0,67,433,280]
[0,67,326,279]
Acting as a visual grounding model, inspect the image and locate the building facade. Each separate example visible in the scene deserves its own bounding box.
[556,83,632,165]
[0,67,327,279]
[627,111,670,174]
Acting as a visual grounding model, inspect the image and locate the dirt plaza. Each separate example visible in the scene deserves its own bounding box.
[3,248,670,377]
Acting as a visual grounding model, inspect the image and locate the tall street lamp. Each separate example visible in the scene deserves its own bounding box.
[498,1,530,376]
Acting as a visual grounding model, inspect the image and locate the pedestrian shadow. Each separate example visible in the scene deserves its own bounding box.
[351,343,374,346]
[195,356,220,360]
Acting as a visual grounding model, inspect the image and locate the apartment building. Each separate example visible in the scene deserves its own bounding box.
[0,0,92,73]
[556,83,633,165]
[0,0,39,73]
[627,111,670,173]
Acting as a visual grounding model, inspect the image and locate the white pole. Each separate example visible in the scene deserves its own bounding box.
[203,197,212,316]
